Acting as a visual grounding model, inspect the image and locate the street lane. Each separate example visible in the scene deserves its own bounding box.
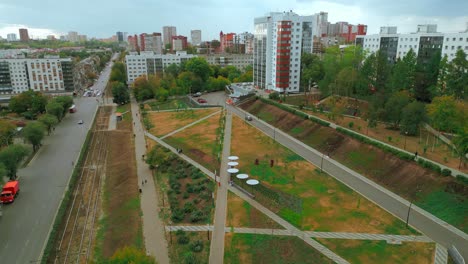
[0,54,116,264]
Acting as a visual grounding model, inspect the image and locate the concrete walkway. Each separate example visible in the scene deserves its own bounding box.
[209,110,232,264]
[435,244,448,264]
[160,109,221,139]
[131,97,169,264]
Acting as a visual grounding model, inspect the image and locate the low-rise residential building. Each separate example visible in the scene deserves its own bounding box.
[172,35,188,51]
[200,54,253,71]
[0,56,74,94]
[125,51,196,84]
[356,24,468,62]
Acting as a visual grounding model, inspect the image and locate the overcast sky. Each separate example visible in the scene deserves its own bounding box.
[0,0,467,40]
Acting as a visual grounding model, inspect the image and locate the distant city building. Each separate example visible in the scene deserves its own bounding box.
[128,34,139,52]
[325,22,367,42]
[200,54,253,71]
[140,33,163,54]
[172,35,188,51]
[116,31,124,42]
[0,56,74,94]
[234,32,254,54]
[163,26,177,46]
[253,11,315,93]
[356,24,468,63]
[19,28,29,42]
[68,31,79,42]
[46,35,56,40]
[59,35,67,41]
[191,30,202,46]
[78,35,87,42]
[220,31,236,53]
[7,33,17,42]
[125,51,195,84]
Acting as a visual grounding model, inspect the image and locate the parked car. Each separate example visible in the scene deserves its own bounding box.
[197,98,207,103]
[193,92,202,97]
[78,120,84,125]
[245,115,253,121]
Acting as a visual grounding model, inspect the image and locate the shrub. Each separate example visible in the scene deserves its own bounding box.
[190,240,204,252]
[193,198,200,204]
[183,192,190,199]
[190,210,205,222]
[456,175,468,185]
[183,252,199,264]
[184,202,195,213]
[348,122,354,128]
[177,234,190,245]
[441,168,452,177]
[172,208,185,222]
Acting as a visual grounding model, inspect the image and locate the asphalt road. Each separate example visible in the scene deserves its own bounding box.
[225,104,468,260]
[0,55,116,264]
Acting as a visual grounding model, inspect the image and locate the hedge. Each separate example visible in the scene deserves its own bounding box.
[259,97,330,127]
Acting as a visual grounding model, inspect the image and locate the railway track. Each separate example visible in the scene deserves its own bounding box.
[53,108,110,264]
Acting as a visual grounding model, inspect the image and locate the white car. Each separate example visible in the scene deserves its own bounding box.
[78,120,84,125]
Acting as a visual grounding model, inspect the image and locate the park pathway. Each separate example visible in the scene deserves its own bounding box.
[131,97,169,264]
[208,110,232,264]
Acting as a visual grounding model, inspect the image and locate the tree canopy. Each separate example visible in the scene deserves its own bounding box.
[0,144,29,179]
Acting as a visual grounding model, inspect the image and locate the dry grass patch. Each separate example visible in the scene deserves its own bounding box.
[230,116,416,234]
[165,112,222,171]
[148,108,219,137]
[317,238,435,264]
[226,191,282,229]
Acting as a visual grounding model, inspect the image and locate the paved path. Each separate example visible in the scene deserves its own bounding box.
[435,244,448,264]
[131,97,169,264]
[228,104,468,260]
[160,109,221,139]
[208,110,231,264]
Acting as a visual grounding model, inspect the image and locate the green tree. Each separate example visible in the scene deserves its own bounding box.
[46,101,64,121]
[31,92,48,115]
[112,82,130,104]
[22,122,46,152]
[414,51,441,102]
[185,57,212,82]
[105,246,157,264]
[110,62,127,84]
[38,114,58,135]
[436,55,449,94]
[54,96,74,115]
[383,91,411,129]
[427,95,458,132]
[0,163,6,179]
[452,127,468,169]
[269,92,280,100]
[165,63,181,78]
[9,91,34,114]
[301,53,324,91]
[0,144,29,179]
[400,101,426,136]
[0,120,16,146]
[389,49,417,92]
[446,49,468,99]
[336,66,358,96]
[177,71,203,93]
[207,76,230,92]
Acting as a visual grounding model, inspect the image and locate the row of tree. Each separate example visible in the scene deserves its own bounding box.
[132,57,253,102]
[109,60,130,104]
[1,91,74,179]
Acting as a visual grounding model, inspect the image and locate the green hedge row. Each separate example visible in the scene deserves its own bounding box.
[336,127,450,176]
[259,97,330,127]
[41,129,93,263]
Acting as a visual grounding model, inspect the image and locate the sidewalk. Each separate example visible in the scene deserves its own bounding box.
[130,97,169,264]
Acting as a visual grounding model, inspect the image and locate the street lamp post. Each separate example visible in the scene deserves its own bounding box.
[406,186,422,228]
[404,131,408,150]
[320,154,328,173]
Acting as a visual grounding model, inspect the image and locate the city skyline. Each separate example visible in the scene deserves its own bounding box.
[0,0,467,40]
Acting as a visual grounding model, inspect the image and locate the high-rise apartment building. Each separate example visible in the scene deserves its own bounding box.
[163,26,177,46]
[0,56,74,94]
[68,31,79,42]
[19,28,29,42]
[220,32,236,52]
[234,32,255,54]
[117,31,124,42]
[253,11,315,93]
[7,33,17,42]
[140,33,163,54]
[172,36,188,51]
[191,30,202,46]
[356,24,468,63]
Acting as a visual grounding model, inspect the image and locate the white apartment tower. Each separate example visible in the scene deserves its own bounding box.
[163,26,177,46]
[191,30,202,46]
[253,11,314,93]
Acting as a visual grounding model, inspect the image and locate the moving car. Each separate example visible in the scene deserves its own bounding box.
[78,120,84,125]
[197,98,207,103]
[245,115,253,121]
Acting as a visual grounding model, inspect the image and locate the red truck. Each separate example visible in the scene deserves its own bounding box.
[1,180,20,203]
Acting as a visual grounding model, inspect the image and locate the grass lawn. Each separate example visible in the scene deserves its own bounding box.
[316,238,435,264]
[146,97,197,111]
[164,112,222,172]
[231,116,418,235]
[226,191,282,229]
[116,104,132,121]
[147,108,220,137]
[224,233,333,264]
[169,231,210,264]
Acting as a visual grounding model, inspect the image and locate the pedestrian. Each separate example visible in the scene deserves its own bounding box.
[53,127,55,132]
[142,154,145,160]
[414,151,418,160]
[139,188,142,194]
[71,161,74,166]
[145,179,147,184]
[142,180,144,186]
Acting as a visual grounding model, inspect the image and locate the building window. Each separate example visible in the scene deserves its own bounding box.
[453,38,456,41]
[446,38,449,41]
[445,46,448,49]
